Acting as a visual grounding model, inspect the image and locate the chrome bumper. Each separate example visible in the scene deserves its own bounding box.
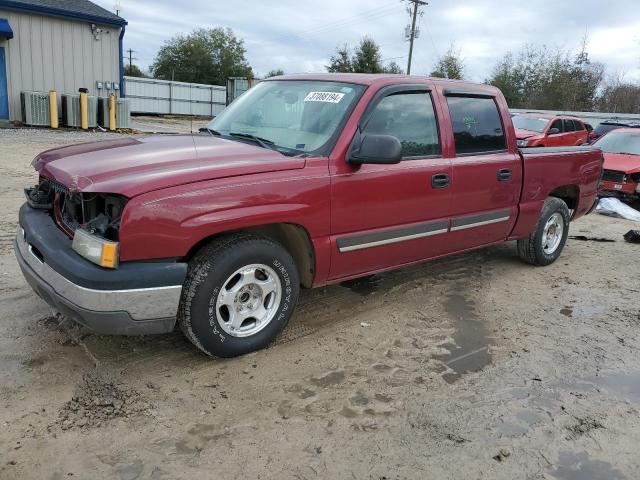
[15,228,182,335]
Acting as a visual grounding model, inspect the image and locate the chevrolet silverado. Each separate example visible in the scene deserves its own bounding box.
[16,74,603,357]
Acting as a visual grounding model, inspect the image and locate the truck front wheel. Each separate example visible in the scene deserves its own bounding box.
[517,197,570,266]
[178,233,300,357]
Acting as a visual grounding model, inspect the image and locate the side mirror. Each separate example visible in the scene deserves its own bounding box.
[348,134,402,165]
[548,128,560,135]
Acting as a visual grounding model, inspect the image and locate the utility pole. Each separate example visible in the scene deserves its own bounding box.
[126,49,135,68]
[405,0,427,75]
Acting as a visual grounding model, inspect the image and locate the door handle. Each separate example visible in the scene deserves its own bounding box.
[497,168,512,182]
[432,173,450,189]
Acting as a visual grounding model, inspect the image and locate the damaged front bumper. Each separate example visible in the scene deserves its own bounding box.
[15,204,187,335]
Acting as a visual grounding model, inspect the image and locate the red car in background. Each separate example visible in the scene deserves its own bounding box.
[513,113,589,148]
[595,128,640,201]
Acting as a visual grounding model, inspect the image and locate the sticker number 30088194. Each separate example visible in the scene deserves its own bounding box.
[304,92,345,103]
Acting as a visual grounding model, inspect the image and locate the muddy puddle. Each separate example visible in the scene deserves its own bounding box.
[439,293,492,383]
[560,304,608,318]
[579,371,640,403]
[551,450,625,480]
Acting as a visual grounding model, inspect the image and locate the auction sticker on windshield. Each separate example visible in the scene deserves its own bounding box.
[304,91,345,103]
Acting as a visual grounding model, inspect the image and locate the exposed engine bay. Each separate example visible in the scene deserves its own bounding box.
[25,177,127,241]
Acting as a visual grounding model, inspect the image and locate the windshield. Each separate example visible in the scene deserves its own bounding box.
[594,123,623,137]
[512,115,549,133]
[595,131,640,155]
[207,80,365,155]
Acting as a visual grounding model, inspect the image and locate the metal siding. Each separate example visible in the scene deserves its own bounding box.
[0,9,121,121]
[124,76,226,117]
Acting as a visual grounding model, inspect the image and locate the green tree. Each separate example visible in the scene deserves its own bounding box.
[326,38,403,74]
[351,37,384,74]
[486,43,604,110]
[151,27,252,85]
[124,64,147,78]
[430,45,465,79]
[265,69,284,78]
[383,61,404,74]
[327,44,352,73]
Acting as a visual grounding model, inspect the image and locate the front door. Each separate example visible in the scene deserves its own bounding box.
[546,119,566,146]
[0,47,8,119]
[442,93,522,251]
[329,85,452,280]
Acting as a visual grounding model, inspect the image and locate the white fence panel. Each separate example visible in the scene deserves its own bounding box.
[124,77,226,117]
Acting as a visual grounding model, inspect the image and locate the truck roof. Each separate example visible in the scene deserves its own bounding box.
[270,73,501,94]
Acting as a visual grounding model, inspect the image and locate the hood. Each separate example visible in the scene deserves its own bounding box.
[602,152,640,174]
[515,128,542,140]
[33,135,305,197]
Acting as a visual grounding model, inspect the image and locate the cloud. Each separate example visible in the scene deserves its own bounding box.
[96,0,640,82]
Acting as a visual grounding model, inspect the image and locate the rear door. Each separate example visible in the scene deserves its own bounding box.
[329,85,452,280]
[563,119,579,145]
[440,91,522,251]
[572,120,588,145]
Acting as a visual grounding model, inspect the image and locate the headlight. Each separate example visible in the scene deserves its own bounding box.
[72,228,119,269]
[517,139,528,148]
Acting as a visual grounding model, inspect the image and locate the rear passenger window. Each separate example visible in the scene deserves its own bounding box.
[563,120,577,132]
[446,96,506,155]
[363,92,440,158]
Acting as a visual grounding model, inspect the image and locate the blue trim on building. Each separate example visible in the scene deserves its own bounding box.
[0,18,13,39]
[119,24,125,97]
[0,1,127,27]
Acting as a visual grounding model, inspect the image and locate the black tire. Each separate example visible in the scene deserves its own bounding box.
[178,233,300,357]
[517,197,570,266]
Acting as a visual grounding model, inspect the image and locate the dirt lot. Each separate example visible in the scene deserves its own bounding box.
[1,128,639,480]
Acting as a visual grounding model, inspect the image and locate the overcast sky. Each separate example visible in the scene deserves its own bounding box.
[96,0,640,82]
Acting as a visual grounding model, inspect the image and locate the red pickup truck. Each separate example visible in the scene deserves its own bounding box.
[16,74,603,357]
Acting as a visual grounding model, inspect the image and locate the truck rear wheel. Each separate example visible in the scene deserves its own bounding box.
[178,233,300,357]
[517,197,570,266]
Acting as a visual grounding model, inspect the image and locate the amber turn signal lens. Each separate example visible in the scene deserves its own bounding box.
[72,228,119,269]
[100,242,118,268]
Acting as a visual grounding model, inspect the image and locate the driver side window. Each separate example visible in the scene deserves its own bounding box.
[550,120,563,133]
[362,92,441,158]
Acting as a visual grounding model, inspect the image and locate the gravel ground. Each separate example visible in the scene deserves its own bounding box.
[1,128,640,479]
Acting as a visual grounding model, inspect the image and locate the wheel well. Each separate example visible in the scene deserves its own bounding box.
[184,223,316,288]
[549,185,579,211]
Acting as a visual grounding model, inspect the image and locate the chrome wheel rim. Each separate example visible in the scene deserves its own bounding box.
[542,212,564,255]
[214,264,282,338]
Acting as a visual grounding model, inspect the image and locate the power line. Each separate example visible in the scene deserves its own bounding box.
[302,3,399,36]
[267,3,402,46]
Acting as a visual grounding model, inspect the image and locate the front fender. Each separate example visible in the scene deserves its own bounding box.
[117,164,331,262]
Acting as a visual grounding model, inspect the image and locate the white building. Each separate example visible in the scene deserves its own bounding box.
[0,0,127,122]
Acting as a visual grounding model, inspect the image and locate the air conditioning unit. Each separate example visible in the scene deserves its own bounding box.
[21,91,51,126]
[61,94,98,128]
[98,97,131,129]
